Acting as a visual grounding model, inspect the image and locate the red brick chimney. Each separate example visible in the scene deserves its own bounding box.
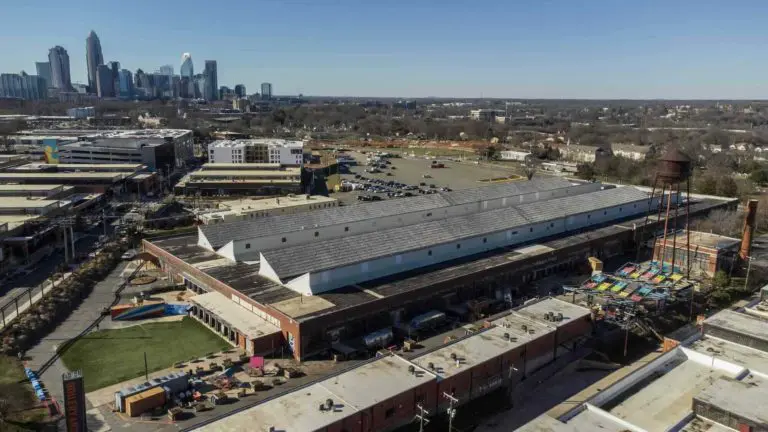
[739,199,758,260]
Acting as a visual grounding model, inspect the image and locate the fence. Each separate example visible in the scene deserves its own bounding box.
[0,277,64,329]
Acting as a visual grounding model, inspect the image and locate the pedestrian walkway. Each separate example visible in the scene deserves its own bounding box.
[25,262,137,409]
[0,273,73,331]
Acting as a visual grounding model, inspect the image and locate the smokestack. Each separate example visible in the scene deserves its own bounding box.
[740,199,758,260]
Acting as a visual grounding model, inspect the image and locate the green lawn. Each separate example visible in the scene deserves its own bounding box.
[0,356,48,431]
[60,318,231,392]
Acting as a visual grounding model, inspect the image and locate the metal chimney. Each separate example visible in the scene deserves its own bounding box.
[740,199,758,260]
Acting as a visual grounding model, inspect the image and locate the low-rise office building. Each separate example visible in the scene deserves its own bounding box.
[8,129,194,170]
[175,163,303,196]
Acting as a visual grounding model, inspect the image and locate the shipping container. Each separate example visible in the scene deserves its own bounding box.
[125,387,166,417]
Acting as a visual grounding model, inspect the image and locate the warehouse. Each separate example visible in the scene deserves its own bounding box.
[144,179,733,361]
[199,355,438,432]
[522,309,768,432]
[196,298,594,432]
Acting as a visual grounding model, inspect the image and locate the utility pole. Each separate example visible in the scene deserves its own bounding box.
[415,404,430,432]
[443,392,458,432]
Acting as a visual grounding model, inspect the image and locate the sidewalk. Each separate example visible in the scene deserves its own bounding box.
[0,272,73,331]
[25,262,133,407]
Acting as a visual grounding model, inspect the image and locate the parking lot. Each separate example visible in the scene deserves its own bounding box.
[333,151,525,205]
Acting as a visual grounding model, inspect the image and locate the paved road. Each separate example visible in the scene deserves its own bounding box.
[25,261,133,410]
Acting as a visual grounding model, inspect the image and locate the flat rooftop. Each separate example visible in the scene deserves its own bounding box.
[198,355,434,431]
[0,197,60,208]
[694,375,768,428]
[0,172,130,180]
[662,230,741,250]
[687,336,768,375]
[81,129,191,139]
[513,297,592,329]
[189,169,301,177]
[0,214,41,229]
[12,163,144,171]
[0,184,63,192]
[196,382,348,432]
[705,309,768,341]
[189,291,280,339]
[320,355,434,408]
[218,195,337,212]
[202,163,282,170]
[603,350,739,432]
[412,325,540,379]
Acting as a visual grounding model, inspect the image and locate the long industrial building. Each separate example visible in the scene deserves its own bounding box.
[144,177,732,361]
[196,297,593,432]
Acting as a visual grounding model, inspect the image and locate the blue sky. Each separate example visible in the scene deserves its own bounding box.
[2,0,768,98]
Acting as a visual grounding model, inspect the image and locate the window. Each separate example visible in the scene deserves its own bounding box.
[603,211,607,215]
[428,250,432,256]
[245,243,251,249]
[512,231,518,235]
[483,237,487,243]
[456,244,461,249]
[344,226,349,232]
[588,214,591,219]
[385,407,395,418]
[314,231,319,237]
[550,223,554,227]
[619,207,623,212]
[529,227,533,232]
[281,237,287,243]
[415,394,425,404]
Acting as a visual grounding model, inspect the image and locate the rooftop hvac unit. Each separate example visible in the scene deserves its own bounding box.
[504,333,510,340]
[408,365,416,375]
[557,312,564,321]
[318,403,326,412]
[521,324,528,332]
[450,353,458,361]
[428,362,435,370]
[326,399,334,410]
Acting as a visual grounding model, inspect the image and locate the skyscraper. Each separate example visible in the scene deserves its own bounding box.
[0,72,47,100]
[261,82,272,100]
[35,62,52,89]
[96,64,113,97]
[180,53,193,78]
[118,69,133,99]
[234,84,246,98]
[203,60,218,101]
[109,61,120,96]
[86,30,104,94]
[48,46,72,91]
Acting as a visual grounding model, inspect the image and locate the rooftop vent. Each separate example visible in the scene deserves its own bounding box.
[428,362,435,370]
[326,398,334,410]
[450,353,458,361]
[504,333,510,340]
[557,312,564,321]
[408,365,416,375]
[521,324,528,332]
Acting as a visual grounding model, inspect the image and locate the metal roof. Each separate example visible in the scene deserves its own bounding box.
[516,186,648,223]
[199,177,573,248]
[260,187,650,279]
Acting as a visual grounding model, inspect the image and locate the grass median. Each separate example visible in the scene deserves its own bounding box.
[60,317,230,392]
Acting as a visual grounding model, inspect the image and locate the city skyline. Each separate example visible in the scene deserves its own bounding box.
[2,1,768,98]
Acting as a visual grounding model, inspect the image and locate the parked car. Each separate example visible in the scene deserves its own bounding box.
[121,250,137,260]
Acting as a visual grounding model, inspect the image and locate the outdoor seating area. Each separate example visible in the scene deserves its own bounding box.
[578,261,693,304]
